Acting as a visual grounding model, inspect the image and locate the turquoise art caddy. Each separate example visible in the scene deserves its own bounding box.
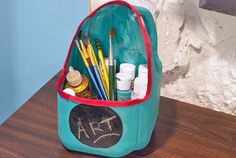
[57,1,162,157]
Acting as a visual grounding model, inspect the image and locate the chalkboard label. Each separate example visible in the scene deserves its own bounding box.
[69,104,123,148]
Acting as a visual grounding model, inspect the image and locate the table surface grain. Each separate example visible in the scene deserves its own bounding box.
[0,74,236,158]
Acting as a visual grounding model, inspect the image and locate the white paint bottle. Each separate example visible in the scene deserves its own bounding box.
[132,76,148,99]
[115,72,132,101]
[119,63,136,89]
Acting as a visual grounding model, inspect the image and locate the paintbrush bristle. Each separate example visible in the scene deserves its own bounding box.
[110,28,115,39]
[78,31,82,40]
[84,32,91,43]
[83,38,88,47]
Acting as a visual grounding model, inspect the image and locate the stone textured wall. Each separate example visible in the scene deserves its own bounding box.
[90,0,236,115]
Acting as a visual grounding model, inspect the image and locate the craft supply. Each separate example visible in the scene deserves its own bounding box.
[108,28,115,100]
[84,32,100,69]
[84,34,108,99]
[75,32,104,99]
[96,39,109,97]
[116,73,132,91]
[66,66,82,86]
[120,63,136,80]
[78,31,87,55]
[84,36,108,100]
[132,76,148,99]
[138,64,148,79]
[63,88,76,96]
[131,91,137,100]
[65,66,92,98]
[116,90,131,101]
[105,58,116,73]
[116,72,132,101]
[120,63,136,89]
[131,91,145,100]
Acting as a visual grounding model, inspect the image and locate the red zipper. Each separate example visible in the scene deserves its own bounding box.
[57,0,152,107]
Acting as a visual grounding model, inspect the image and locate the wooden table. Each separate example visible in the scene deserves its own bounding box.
[0,74,235,158]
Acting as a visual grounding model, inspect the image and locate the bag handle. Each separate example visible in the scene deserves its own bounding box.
[135,6,161,70]
[136,7,157,54]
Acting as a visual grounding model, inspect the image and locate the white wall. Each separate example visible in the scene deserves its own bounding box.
[90,0,236,115]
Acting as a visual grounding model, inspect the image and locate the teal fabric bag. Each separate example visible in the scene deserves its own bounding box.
[57,1,162,157]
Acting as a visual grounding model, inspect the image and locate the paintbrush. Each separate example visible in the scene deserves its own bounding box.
[84,32,109,99]
[83,37,108,100]
[109,28,115,100]
[95,39,109,98]
[84,32,99,68]
[76,31,104,100]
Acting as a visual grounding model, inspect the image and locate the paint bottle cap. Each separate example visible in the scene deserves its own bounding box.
[66,66,82,87]
[138,64,148,78]
[120,63,136,80]
[116,72,132,81]
[116,73,132,91]
[63,88,76,96]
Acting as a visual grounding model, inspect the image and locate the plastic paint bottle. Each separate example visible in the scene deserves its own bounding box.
[115,72,132,101]
[63,88,76,96]
[138,64,148,79]
[65,66,93,98]
[120,63,136,80]
[132,76,148,99]
[119,63,136,89]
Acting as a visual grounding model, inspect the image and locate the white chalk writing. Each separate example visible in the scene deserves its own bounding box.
[77,117,89,139]
[89,121,104,135]
[77,116,118,142]
[100,116,116,131]
[93,133,120,144]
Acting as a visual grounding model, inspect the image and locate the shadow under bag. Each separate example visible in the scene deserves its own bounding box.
[57,1,162,157]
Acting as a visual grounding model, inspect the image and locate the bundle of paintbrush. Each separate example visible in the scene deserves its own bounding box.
[75,31,109,100]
